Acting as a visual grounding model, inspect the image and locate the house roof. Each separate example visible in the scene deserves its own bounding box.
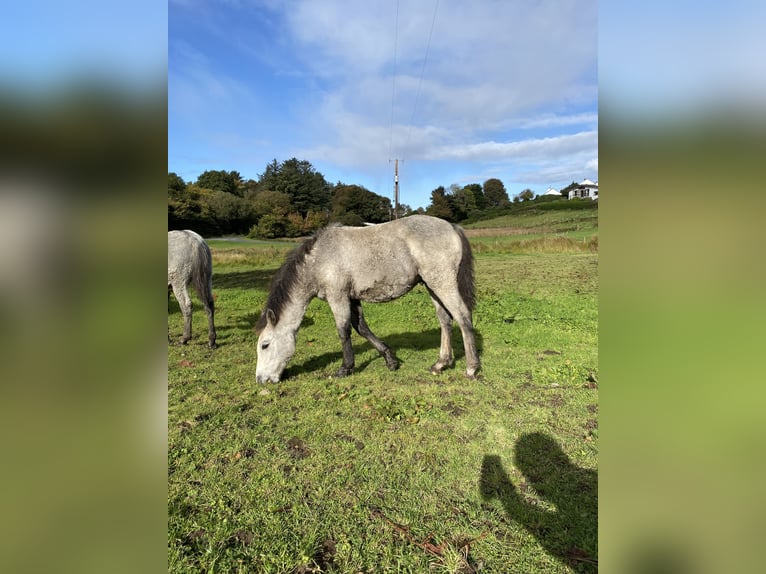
[580,178,596,186]
[544,187,559,195]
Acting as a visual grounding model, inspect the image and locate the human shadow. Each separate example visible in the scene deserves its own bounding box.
[286,327,483,378]
[480,433,597,572]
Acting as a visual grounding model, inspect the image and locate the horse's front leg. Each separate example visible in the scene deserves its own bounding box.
[350,299,398,371]
[328,297,355,377]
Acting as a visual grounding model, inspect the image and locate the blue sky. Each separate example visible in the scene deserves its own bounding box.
[169,0,598,209]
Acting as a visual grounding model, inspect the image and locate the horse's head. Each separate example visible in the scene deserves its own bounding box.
[255,309,295,383]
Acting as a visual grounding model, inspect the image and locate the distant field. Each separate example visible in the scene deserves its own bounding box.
[169,210,598,572]
[465,206,597,255]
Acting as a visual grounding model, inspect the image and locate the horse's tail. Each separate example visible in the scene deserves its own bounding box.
[192,237,215,310]
[455,225,475,312]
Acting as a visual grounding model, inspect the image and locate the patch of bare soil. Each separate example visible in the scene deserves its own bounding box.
[286,436,311,459]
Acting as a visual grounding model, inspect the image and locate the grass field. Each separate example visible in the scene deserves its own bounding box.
[168,207,598,573]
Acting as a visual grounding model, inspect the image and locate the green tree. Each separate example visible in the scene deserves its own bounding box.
[464,183,485,210]
[560,181,578,198]
[250,190,292,219]
[425,186,454,221]
[249,213,287,239]
[304,210,330,233]
[168,172,187,198]
[332,183,392,223]
[517,188,535,202]
[258,158,331,216]
[168,184,219,235]
[196,170,242,196]
[483,178,510,208]
[208,190,255,234]
[448,184,477,221]
[392,203,413,219]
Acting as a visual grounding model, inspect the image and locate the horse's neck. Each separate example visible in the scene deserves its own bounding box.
[280,283,314,334]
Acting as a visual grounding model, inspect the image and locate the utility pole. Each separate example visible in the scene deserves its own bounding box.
[390,159,401,219]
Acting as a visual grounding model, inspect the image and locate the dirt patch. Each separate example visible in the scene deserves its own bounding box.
[336,433,365,450]
[292,539,336,573]
[224,529,254,547]
[547,394,565,408]
[287,436,311,459]
[441,401,467,416]
[182,528,207,550]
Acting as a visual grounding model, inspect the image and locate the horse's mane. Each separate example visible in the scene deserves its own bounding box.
[255,233,319,332]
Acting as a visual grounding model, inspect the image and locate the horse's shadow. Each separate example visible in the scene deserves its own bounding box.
[213,269,275,291]
[286,328,484,378]
[480,433,598,572]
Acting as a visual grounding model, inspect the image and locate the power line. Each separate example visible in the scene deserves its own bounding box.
[404,0,440,154]
[385,0,439,213]
[387,0,400,162]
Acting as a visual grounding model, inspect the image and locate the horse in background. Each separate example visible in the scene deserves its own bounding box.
[168,230,217,348]
[255,215,479,383]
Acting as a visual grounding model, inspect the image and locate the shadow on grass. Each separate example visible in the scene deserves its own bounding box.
[286,328,484,378]
[480,433,597,573]
[213,269,276,291]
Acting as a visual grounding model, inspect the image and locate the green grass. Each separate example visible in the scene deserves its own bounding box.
[168,218,598,573]
[463,205,598,256]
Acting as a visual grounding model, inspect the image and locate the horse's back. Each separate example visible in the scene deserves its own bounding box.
[311,216,465,302]
[168,230,211,284]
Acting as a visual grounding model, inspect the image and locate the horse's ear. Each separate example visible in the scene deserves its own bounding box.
[266,309,276,326]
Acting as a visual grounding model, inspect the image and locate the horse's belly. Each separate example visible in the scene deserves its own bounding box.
[353,277,417,302]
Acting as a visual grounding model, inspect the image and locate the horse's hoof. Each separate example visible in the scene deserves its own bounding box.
[429,360,451,375]
[334,367,353,378]
[385,359,399,371]
[208,342,217,349]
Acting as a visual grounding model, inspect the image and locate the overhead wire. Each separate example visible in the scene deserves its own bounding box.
[384,0,440,210]
[387,0,400,163]
[404,0,440,156]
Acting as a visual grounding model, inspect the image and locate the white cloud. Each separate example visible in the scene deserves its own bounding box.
[283,0,597,131]
[170,0,598,201]
[427,131,597,162]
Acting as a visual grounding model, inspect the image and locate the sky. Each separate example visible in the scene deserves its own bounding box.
[168,0,598,210]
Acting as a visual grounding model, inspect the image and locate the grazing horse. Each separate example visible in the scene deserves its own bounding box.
[168,230,217,348]
[255,215,479,383]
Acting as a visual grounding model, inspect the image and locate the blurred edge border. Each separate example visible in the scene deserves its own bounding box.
[0,2,168,573]
[1,2,765,573]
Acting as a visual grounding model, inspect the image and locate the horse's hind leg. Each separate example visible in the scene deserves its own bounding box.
[195,282,217,349]
[202,295,216,349]
[171,281,193,345]
[427,286,480,378]
[426,290,454,374]
[350,299,398,371]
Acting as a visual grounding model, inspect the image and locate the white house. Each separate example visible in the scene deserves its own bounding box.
[543,187,560,196]
[568,179,598,200]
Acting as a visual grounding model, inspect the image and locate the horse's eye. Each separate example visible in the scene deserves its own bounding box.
[261,342,270,350]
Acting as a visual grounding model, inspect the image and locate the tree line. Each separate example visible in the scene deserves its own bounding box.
[168,157,571,238]
[168,158,406,238]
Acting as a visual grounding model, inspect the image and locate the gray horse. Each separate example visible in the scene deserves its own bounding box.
[168,230,217,348]
[255,215,479,383]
